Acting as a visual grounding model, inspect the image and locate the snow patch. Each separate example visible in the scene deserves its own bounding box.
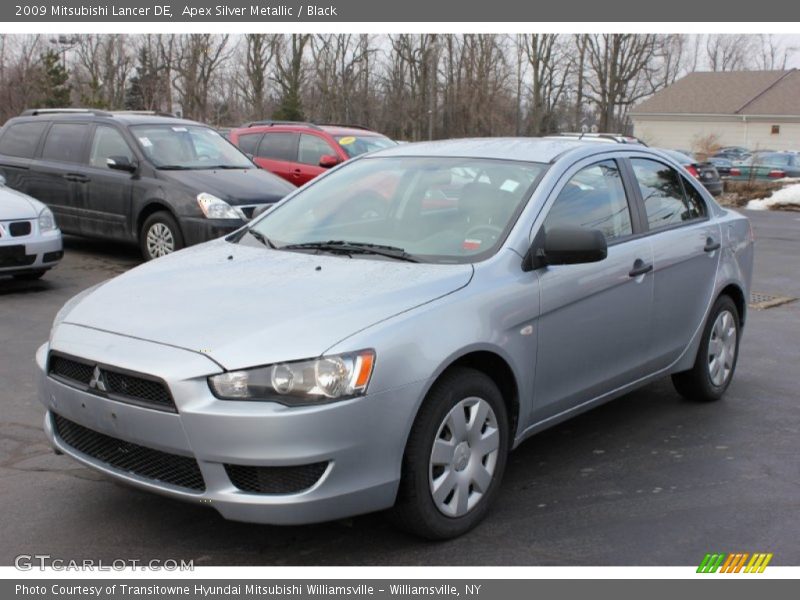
[747,182,800,210]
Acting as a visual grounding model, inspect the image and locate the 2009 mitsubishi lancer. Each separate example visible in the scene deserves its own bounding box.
[37,137,753,539]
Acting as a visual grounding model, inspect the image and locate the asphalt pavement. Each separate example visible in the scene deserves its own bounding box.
[1,210,798,566]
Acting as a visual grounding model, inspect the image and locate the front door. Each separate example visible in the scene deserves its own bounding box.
[532,158,654,420]
[83,125,136,240]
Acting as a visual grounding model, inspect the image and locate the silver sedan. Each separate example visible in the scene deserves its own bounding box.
[36,138,753,539]
[1,176,62,280]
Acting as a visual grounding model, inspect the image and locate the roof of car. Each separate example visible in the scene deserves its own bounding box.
[367,137,654,164]
[9,110,203,128]
[231,121,386,138]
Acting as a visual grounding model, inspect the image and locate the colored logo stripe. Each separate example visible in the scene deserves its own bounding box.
[697,553,773,573]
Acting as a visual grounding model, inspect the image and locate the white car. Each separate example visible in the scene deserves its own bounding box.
[0,175,63,280]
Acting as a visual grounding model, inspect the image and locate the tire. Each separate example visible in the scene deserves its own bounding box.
[390,367,509,540]
[672,295,741,402]
[140,212,184,261]
[12,271,45,281]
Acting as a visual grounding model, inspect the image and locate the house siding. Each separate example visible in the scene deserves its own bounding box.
[632,115,800,152]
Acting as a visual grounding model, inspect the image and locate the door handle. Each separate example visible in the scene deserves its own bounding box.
[629,259,653,278]
[704,238,721,253]
[63,173,90,183]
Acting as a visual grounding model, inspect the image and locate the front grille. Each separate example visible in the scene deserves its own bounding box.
[9,221,32,237]
[48,353,176,412]
[225,462,328,494]
[49,355,94,385]
[53,413,205,492]
[0,245,35,268]
[43,250,63,263]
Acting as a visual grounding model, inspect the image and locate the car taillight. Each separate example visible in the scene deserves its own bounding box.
[686,165,699,178]
[768,169,786,179]
[729,167,741,176]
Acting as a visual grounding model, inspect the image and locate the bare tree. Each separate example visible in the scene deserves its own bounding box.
[271,34,311,120]
[521,34,571,135]
[235,34,277,120]
[584,34,660,132]
[705,35,754,71]
[172,34,230,121]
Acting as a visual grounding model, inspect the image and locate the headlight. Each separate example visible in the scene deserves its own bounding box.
[208,350,375,405]
[197,193,241,219]
[38,207,57,232]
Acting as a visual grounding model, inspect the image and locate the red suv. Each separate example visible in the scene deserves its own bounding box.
[229,121,396,186]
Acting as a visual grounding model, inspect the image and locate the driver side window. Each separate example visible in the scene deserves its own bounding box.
[90,126,134,169]
[544,160,633,241]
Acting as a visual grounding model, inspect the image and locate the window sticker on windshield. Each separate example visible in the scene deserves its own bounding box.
[171,127,188,132]
[138,137,153,147]
[500,179,520,193]
[338,136,356,145]
[462,239,482,251]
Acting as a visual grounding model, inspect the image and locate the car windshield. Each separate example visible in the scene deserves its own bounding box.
[334,134,397,158]
[131,124,254,170]
[246,156,545,263]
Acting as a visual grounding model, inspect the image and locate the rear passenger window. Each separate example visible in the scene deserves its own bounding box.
[631,158,705,229]
[257,132,297,161]
[41,123,89,163]
[236,133,262,156]
[0,122,48,158]
[544,160,633,241]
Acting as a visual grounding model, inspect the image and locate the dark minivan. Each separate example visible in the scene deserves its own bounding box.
[0,109,295,260]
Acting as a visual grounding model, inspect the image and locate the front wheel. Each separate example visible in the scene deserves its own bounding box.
[672,295,741,402]
[140,212,184,261]
[390,367,509,540]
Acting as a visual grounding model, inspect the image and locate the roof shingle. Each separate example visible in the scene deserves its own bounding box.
[631,69,800,116]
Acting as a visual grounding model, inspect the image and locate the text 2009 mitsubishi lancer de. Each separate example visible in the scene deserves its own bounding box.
[37,138,753,539]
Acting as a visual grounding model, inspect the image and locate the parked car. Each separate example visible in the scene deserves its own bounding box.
[229,121,396,186]
[726,151,800,181]
[707,156,733,177]
[662,149,723,196]
[0,109,295,260]
[38,137,753,539]
[0,174,62,279]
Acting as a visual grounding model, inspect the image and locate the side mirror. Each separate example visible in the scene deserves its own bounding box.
[319,154,340,169]
[522,227,607,272]
[106,156,137,173]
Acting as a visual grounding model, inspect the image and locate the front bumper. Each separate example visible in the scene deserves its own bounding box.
[0,230,62,275]
[180,217,244,247]
[36,324,422,525]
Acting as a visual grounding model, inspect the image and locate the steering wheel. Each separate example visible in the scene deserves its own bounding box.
[463,224,504,245]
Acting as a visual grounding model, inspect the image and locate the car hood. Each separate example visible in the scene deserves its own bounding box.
[0,187,43,219]
[164,168,295,206]
[62,240,473,370]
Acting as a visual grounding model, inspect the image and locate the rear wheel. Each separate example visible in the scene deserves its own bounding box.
[672,295,740,402]
[140,212,184,261]
[390,367,509,540]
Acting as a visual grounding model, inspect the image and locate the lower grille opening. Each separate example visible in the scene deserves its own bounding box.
[43,250,63,263]
[53,413,205,492]
[225,462,328,494]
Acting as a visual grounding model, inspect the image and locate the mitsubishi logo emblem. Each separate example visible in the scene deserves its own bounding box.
[88,366,107,392]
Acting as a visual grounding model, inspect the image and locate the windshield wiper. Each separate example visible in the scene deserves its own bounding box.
[281,240,419,263]
[247,229,277,249]
[156,165,193,170]
[203,164,249,170]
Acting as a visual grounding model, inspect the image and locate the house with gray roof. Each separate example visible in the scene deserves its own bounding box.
[630,69,800,152]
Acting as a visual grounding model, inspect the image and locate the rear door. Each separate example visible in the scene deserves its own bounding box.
[627,156,721,370]
[27,122,91,234]
[533,157,655,420]
[83,124,137,240]
[253,132,299,184]
[0,121,49,193]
